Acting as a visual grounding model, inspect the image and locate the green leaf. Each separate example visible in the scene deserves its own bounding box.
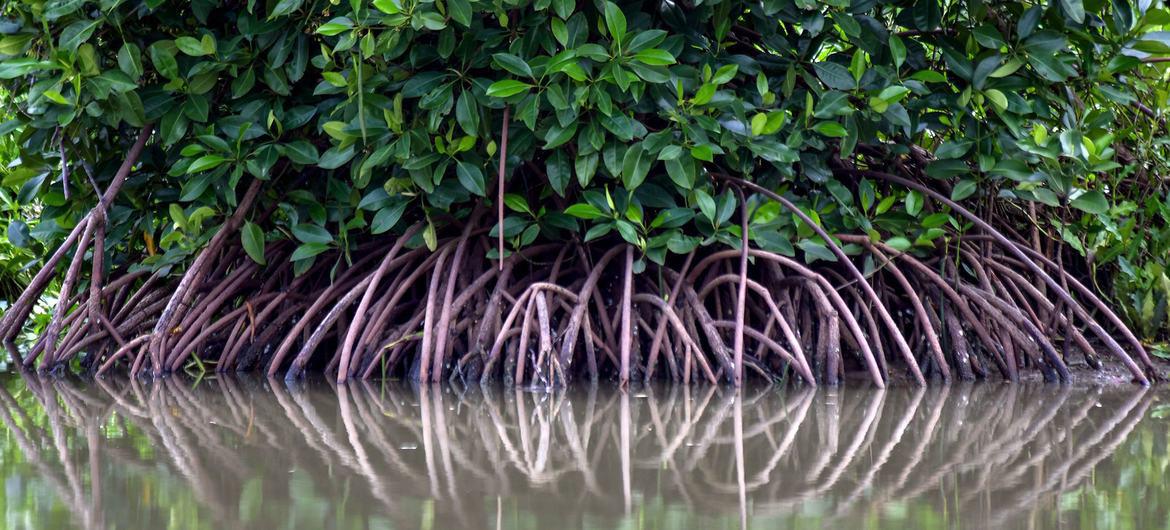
[0,58,55,79]
[691,83,716,106]
[59,19,100,52]
[875,85,910,104]
[6,220,29,248]
[746,113,767,136]
[281,140,319,165]
[905,191,924,216]
[584,223,613,242]
[661,233,697,255]
[200,34,217,55]
[691,144,713,162]
[615,220,640,245]
[813,62,855,90]
[316,18,354,36]
[169,203,188,231]
[149,43,179,80]
[455,91,479,135]
[553,0,574,18]
[651,208,694,229]
[486,79,534,98]
[551,18,569,46]
[566,203,605,219]
[99,71,139,93]
[657,145,683,161]
[269,0,304,18]
[372,0,401,13]
[117,43,143,78]
[910,70,947,83]
[812,121,848,137]
[292,223,333,244]
[175,36,210,56]
[242,222,266,265]
[575,153,599,187]
[633,49,675,65]
[984,89,1008,111]
[912,0,941,30]
[665,154,695,189]
[885,236,912,252]
[544,85,570,112]
[290,242,331,261]
[889,35,907,68]
[456,161,486,196]
[492,53,533,78]
[711,64,738,84]
[798,240,836,263]
[989,59,1023,78]
[926,160,969,179]
[934,140,972,159]
[418,12,447,30]
[504,194,531,214]
[951,180,978,201]
[187,155,229,173]
[371,202,407,234]
[322,71,347,87]
[814,91,851,118]
[43,0,84,19]
[621,144,651,190]
[547,152,571,196]
[604,1,627,45]
[1060,0,1085,23]
[973,25,1007,49]
[42,89,68,105]
[543,121,577,149]
[423,222,438,251]
[318,145,355,169]
[695,189,716,222]
[1070,190,1108,214]
[448,0,472,26]
[921,212,951,229]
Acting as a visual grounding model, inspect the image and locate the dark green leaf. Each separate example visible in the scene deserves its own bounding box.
[1070,190,1108,214]
[292,223,333,244]
[566,203,604,219]
[187,155,229,173]
[242,222,266,265]
[492,53,534,78]
[486,80,533,98]
[371,202,407,234]
[547,152,571,196]
[291,242,331,261]
[813,62,855,90]
[456,161,486,196]
[604,1,627,44]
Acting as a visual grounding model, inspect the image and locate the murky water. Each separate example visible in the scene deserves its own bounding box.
[0,374,1166,530]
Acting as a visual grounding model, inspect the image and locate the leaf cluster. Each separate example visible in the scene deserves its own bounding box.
[0,0,1166,277]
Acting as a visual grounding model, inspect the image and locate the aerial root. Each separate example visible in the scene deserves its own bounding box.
[9,183,1155,386]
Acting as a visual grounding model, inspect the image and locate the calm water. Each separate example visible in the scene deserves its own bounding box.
[0,375,1167,530]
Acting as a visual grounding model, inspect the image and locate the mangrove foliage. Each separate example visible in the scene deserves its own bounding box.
[0,0,1168,385]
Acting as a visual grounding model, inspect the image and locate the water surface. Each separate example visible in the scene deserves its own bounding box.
[0,375,1166,529]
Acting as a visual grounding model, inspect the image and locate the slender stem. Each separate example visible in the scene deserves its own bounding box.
[732,187,749,386]
[619,245,633,386]
[497,106,510,271]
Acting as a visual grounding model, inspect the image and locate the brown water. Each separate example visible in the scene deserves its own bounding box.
[0,374,1166,530]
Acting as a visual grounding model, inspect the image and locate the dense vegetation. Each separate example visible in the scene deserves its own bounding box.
[0,0,1166,385]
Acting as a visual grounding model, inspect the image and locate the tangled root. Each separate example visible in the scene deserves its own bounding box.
[2,168,1159,386]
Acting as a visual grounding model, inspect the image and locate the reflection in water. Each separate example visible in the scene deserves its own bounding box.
[0,375,1165,529]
